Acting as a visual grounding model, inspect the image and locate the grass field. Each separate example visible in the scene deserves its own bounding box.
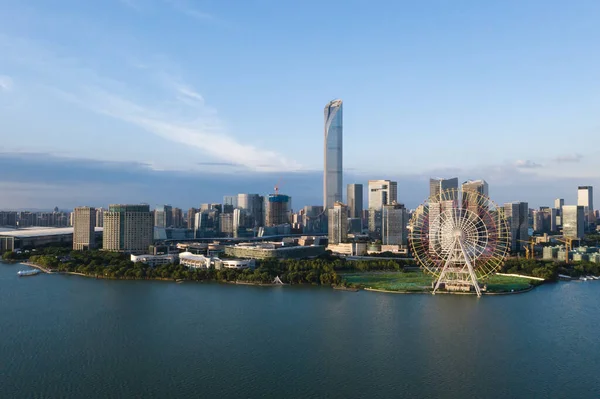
[342,272,434,292]
[342,272,539,293]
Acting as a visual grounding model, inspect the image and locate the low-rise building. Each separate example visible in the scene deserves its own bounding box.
[224,242,326,259]
[327,242,367,256]
[178,251,254,269]
[130,253,179,267]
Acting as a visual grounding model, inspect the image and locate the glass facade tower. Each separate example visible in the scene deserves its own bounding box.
[324,99,343,210]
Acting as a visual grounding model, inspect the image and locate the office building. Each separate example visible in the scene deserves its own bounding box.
[219,213,234,236]
[172,207,184,228]
[301,205,326,234]
[504,202,529,252]
[368,180,397,234]
[265,194,291,227]
[324,99,343,210]
[187,208,198,230]
[223,195,238,208]
[430,177,459,202]
[154,205,173,228]
[328,202,348,245]
[0,211,17,227]
[103,204,153,253]
[237,194,264,227]
[95,208,104,228]
[382,202,408,246]
[347,183,363,219]
[73,207,97,250]
[562,205,585,239]
[368,180,398,210]
[462,179,489,214]
[577,186,594,229]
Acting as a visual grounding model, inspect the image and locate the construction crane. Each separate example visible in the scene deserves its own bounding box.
[554,236,577,264]
[518,237,536,260]
[274,177,283,195]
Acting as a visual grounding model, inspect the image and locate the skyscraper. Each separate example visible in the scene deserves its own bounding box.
[368,180,397,234]
[154,205,173,228]
[103,204,153,253]
[187,208,198,230]
[265,194,291,226]
[430,177,459,201]
[577,186,594,229]
[237,194,264,227]
[95,208,104,228]
[504,202,529,252]
[172,207,184,228]
[324,99,343,210]
[73,207,96,250]
[461,179,489,214]
[368,180,397,210]
[382,202,408,246]
[347,184,363,219]
[328,202,348,245]
[562,205,585,239]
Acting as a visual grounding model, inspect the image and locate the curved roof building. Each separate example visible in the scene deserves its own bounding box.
[324,99,343,210]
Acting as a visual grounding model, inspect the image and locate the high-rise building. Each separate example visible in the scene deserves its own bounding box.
[265,194,291,226]
[172,207,184,228]
[504,202,529,252]
[430,177,459,201]
[324,99,343,210]
[368,180,397,234]
[368,180,397,210]
[73,207,96,250]
[462,179,489,214]
[328,202,348,245]
[154,205,173,228]
[219,213,234,236]
[347,184,363,219]
[95,208,104,228]
[562,205,585,239]
[554,198,564,211]
[187,208,198,230]
[302,205,326,234]
[237,194,264,227]
[103,204,153,253]
[577,186,594,229]
[223,195,238,208]
[382,202,408,246]
[0,211,17,227]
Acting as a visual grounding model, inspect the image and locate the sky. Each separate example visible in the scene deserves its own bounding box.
[1,0,599,210]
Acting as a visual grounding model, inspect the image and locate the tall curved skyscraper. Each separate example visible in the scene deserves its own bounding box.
[324,99,343,210]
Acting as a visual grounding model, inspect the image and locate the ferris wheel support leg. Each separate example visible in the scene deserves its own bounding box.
[432,250,454,295]
[458,239,482,297]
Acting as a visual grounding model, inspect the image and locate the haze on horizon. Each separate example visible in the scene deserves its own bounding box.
[0,0,599,209]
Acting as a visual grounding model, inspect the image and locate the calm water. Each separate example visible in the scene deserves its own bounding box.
[1,262,599,399]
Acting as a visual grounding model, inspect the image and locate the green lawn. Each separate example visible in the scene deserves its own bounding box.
[343,272,538,293]
[342,272,434,292]
[481,274,537,292]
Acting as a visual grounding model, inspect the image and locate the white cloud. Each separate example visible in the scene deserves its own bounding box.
[514,159,542,169]
[0,75,13,91]
[0,34,301,173]
[164,0,217,22]
[554,153,583,163]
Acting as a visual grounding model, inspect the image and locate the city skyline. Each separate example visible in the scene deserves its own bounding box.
[1,1,599,210]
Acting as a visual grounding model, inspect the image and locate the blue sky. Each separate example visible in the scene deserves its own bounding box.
[1,0,599,209]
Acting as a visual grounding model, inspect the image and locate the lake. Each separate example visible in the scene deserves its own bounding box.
[1,262,599,398]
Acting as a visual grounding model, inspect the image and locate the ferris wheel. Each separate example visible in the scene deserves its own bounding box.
[409,188,510,297]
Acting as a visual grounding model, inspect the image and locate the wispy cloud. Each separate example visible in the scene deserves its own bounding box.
[554,153,583,163]
[0,75,13,92]
[514,159,542,169]
[1,34,300,173]
[164,0,217,22]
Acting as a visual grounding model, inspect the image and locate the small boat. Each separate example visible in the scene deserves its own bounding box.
[591,276,600,280]
[17,269,41,277]
[579,276,588,281]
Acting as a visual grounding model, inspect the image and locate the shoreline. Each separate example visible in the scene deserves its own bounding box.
[15,261,538,295]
